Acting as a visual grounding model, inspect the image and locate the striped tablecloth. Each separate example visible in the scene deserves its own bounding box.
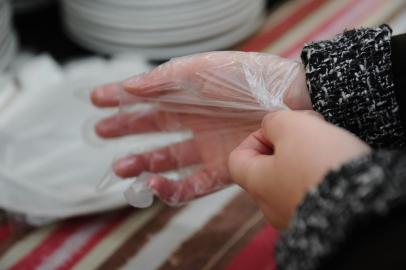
[1,0,405,269]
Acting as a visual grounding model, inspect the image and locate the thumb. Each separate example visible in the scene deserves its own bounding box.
[228,129,274,191]
[122,56,197,97]
[121,63,177,97]
[261,110,301,144]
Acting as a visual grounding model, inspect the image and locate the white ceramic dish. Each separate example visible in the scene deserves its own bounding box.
[64,0,262,46]
[71,0,220,15]
[66,16,263,60]
[94,0,198,8]
[62,0,265,59]
[64,0,245,31]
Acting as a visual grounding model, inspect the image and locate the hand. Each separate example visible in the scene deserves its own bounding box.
[229,111,371,229]
[91,51,312,205]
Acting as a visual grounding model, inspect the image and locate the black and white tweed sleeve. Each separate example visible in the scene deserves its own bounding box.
[276,150,406,270]
[301,25,405,148]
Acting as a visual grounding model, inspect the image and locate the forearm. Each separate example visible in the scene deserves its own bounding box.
[276,150,406,270]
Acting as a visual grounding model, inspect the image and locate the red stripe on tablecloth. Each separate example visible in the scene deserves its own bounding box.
[8,217,97,270]
[56,212,130,270]
[0,224,11,243]
[225,225,278,270]
[240,0,327,52]
[281,0,381,58]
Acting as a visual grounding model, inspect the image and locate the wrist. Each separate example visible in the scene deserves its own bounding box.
[283,64,312,110]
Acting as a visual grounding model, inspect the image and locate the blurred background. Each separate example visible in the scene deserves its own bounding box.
[0,0,405,269]
[6,0,274,62]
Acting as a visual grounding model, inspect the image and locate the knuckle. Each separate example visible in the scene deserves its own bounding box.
[263,110,289,129]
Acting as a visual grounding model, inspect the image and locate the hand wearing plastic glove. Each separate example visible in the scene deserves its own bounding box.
[91,51,312,206]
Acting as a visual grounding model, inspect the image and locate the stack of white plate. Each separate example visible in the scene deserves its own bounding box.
[0,0,17,71]
[11,0,54,13]
[61,0,265,60]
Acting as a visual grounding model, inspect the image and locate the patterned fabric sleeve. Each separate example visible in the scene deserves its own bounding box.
[276,150,406,270]
[301,25,405,148]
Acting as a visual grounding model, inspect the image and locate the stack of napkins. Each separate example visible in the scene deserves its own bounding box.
[0,54,176,225]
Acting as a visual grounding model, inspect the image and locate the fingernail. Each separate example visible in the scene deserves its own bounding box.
[95,121,116,137]
[114,157,136,170]
[95,121,107,134]
[91,85,120,106]
[92,86,107,98]
[113,157,144,177]
[90,87,103,101]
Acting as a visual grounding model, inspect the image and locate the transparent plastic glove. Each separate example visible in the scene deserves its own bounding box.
[91,51,311,206]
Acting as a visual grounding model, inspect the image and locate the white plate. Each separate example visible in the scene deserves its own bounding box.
[70,0,221,14]
[64,0,262,46]
[65,0,243,28]
[64,0,246,31]
[65,15,264,59]
[93,0,199,8]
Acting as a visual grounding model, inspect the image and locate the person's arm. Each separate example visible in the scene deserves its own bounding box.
[301,25,406,148]
[228,110,406,270]
[277,150,406,270]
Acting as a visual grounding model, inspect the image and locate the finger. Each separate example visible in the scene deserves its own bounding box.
[261,110,328,146]
[122,55,207,97]
[261,110,301,144]
[95,110,162,138]
[231,129,273,158]
[228,129,274,189]
[91,82,121,107]
[147,168,228,206]
[114,140,201,178]
[122,63,181,98]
